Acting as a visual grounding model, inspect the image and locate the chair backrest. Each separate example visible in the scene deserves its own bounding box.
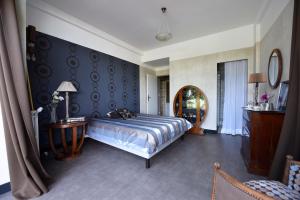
[282,155,300,185]
[211,163,273,200]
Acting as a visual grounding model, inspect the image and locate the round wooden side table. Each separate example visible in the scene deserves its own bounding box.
[47,121,88,160]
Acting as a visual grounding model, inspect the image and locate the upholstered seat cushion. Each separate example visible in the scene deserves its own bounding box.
[244,180,300,200]
[288,164,300,193]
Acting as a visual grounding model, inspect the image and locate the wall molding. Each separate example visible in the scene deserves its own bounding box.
[141,25,255,63]
[259,0,291,40]
[154,66,170,72]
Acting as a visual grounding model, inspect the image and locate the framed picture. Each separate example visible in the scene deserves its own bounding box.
[276,81,289,111]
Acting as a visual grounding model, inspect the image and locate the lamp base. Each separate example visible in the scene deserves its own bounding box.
[255,82,259,106]
[65,92,69,119]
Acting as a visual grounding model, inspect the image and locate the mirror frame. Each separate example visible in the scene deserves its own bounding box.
[267,48,283,89]
[173,85,208,124]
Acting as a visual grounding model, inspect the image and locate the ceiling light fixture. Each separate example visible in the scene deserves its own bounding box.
[155,7,172,42]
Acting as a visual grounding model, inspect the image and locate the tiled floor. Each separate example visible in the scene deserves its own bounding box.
[0,134,262,200]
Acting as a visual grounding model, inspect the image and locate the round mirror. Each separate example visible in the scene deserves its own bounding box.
[268,49,282,89]
[173,85,208,135]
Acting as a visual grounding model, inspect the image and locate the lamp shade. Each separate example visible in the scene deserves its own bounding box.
[249,73,267,83]
[56,81,77,92]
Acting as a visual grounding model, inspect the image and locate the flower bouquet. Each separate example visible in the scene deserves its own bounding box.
[260,91,272,103]
[47,91,64,123]
[260,92,273,110]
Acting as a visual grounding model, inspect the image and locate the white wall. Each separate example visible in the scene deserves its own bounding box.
[0,106,9,185]
[170,48,254,130]
[156,68,169,77]
[27,0,142,65]
[259,0,293,104]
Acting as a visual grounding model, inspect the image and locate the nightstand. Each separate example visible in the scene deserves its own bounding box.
[47,121,88,160]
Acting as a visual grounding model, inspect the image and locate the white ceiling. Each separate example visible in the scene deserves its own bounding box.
[144,58,169,68]
[41,0,268,51]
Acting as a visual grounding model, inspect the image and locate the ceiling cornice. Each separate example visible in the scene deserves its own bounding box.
[258,0,291,39]
[255,0,272,23]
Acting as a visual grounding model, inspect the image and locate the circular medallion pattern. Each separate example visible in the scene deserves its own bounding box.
[108,82,116,92]
[37,37,51,50]
[70,103,80,114]
[108,100,116,110]
[123,92,128,100]
[67,56,80,68]
[90,50,101,117]
[108,64,116,75]
[35,64,52,78]
[90,91,100,102]
[90,72,100,82]
[133,88,137,95]
[122,77,128,85]
[36,92,51,105]
[71,80,80,91]
[92,111,101,118]
[89,51,100,62]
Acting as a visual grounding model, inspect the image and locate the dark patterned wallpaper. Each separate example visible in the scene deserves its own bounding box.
[28,32,139,147]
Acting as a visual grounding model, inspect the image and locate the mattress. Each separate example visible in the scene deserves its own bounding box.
[87,114,192,155]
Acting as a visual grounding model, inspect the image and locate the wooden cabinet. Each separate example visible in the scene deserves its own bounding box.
[173,85,208,135]
[241,110,285,176]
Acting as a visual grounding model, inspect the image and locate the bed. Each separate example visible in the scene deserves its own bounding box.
[86,114,192,168]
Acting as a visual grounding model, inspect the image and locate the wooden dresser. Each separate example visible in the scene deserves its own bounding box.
[241,109,285,176]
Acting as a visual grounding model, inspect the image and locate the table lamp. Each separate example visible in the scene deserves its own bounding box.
[57,81,77,119]
[249,73,267,105]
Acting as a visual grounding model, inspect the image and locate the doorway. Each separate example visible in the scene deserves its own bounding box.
[217,60,248,135]
[146,74,158,115]
[158,76,170,116]
[217,63,225,133]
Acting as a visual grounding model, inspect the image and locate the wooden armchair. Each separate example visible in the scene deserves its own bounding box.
[211,155,300,200]
[211,163,272,200]
[282,155,300,185]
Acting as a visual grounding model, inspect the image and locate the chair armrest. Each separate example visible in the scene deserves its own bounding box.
[282,155,293,185]
[211,163,273,200]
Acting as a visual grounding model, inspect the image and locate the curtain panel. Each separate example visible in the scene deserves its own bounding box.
[0,0,49,199]
[270,0,300,180]
[221,60,248,135]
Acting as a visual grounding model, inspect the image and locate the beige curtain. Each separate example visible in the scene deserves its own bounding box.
[270,0,300,180]
[0,0,49,199]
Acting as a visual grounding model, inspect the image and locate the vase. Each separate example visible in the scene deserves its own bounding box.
[261,103,270,111]
[50,105,57,123]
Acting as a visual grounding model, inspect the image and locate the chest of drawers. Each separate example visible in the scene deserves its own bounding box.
[241,109,285,176]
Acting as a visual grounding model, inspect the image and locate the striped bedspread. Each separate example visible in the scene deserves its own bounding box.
[87,114,192,154]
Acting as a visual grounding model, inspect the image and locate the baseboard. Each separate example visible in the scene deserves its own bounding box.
[204,129,218,134]
[0,182,11,195]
